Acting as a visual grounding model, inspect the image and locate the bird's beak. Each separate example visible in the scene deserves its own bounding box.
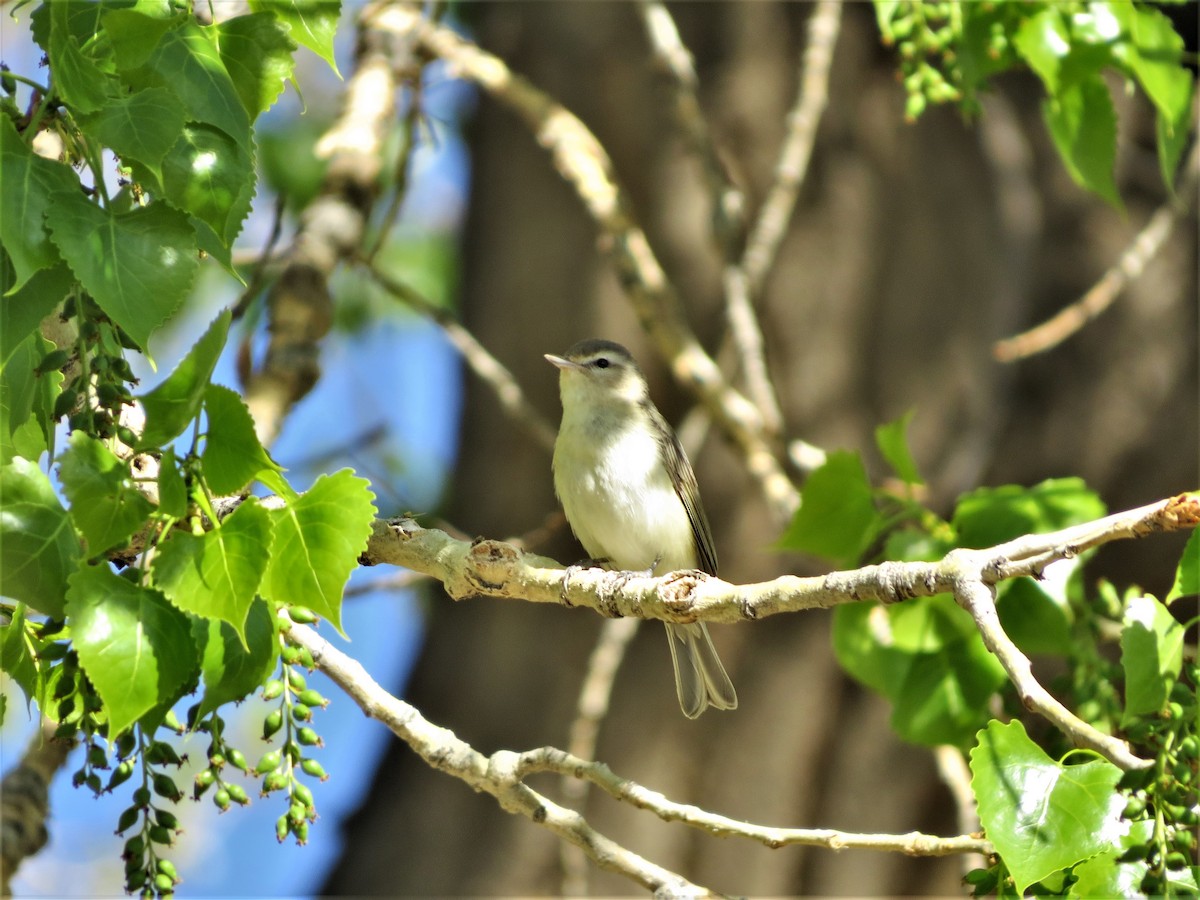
[544,353,579,371]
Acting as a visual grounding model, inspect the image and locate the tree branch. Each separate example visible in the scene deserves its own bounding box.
[282,619,992,897]
[282,621,716,898]
[243,1,409,446]
[993,136,1200,363]
[377,4,799,523]
[361,492,1199,769]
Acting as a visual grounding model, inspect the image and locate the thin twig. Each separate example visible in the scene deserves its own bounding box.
[231,192,287,321]
[283,621,716,897]
[934,745,986,876]
[560,617,642,896]
[993,138,1200,362]
[722,1,842,437]
[378,5,799,523]
[635,0,745,256]
[360,258,558,452]
[740,0,842,299]
[282,619,993,899]
[243,1,405,447]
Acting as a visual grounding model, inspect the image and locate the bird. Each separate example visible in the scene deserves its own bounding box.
[545,338,737,718]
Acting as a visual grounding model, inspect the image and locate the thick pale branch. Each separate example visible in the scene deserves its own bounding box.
[363,493,1198,769]
[283,621,714,897]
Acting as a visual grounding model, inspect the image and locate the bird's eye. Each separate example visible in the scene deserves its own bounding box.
[594,358,610,369]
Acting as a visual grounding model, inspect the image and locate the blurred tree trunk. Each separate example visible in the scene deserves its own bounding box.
[324,3,1196,895]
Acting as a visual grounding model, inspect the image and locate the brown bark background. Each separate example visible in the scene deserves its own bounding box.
[324,3,1197,895]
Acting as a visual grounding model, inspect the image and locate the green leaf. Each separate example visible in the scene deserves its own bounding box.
[252,0,341,75]
[874,409,922,485]
[1,333,45,455]
[0,458,79,617]
[970,719,1124,894]
[0,604,40,713]
[995,577,1073,657]
[0,117,79,291]
[1120,594,1184,723]
[1166,528,1199,604]
[120,20,251,151]
[215,13,298,119]
[1108,3,1192,126]
[201,384,280,494]
[137,309,231,448]
[157,448,188,519]
[44,195,198,352]
[78,87,186,182]
[103,7,179,71]
[1043,75,1121,208]
[66,564,196,738]
[778,451,881,566]
[47,0,114,115]
[151,498,272,642]
[157,124,255,247]
[1070,818,1155,898]
[192,597,278,719]
[261,469,376,636]
[0,264,74,367]
[58,431,154,556]
[952,478,1106,549]
[1013,8,1070,95]
[835,595,1006,747]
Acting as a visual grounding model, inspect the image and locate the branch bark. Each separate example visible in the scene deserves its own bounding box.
[360,492,1199,770]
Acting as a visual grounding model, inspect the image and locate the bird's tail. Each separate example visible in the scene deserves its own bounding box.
[665,622,738,718]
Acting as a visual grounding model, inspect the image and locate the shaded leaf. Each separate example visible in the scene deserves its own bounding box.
[0,604,40,713]
[58,431,154,555]
[120,20,250,150]
[0,117,78,291]
[1043,75,1121,208]
[151,499,272,642]
[1165,525,1198,604]
[157,448,188,519]
[138,309,230,448]
[952,478,1106,549]
[874,408,922,485]
[996,577,1073,657]
[47,0,114,114]
[777,451,881,566]
[66,564,196,738]
[44,195,198,352]
[970,719,1124,894]
[0,263,74,367]
[261,469,376,636]
[0,458,79,617]
[79,87,186,182]
[192,598,278,720]
[158,124,255,247]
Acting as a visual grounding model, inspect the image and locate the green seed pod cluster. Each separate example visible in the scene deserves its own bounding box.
[1116,656,1199,893]
[257,657,329,845]
[113,728,186,899]
[56,292,143,442]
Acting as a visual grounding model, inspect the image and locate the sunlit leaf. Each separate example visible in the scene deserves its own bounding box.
[261,469,376,636]
[970,719,1124,894]
[66,564,196,737]
[0,458,78,618]
[138,309,231,448]
[58,431,154,556]
[44,195,199,352]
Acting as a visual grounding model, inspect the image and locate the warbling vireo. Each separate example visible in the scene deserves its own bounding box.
[546,338,738,718]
